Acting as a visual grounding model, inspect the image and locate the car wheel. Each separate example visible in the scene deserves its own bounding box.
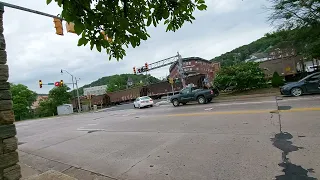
[150,105,153,107]
[291,87,303,97]
[133,104,136,108]
[172,99,179,107]
[197,96,206,104]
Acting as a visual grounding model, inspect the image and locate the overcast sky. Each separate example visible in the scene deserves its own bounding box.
[4,0,273,94]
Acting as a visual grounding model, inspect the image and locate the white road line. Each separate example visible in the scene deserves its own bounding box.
[77,128,105,131]
[87,124,97,126]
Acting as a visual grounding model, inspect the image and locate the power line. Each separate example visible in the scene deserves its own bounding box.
[0,1,63,20]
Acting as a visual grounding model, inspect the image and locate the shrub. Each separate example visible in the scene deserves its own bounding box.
[271,71,284,87]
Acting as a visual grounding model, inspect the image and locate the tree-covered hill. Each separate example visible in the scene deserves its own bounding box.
[72,74,160,95]
[211,27,320,66]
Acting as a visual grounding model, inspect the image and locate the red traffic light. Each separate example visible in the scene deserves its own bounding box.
[54,82,60,87]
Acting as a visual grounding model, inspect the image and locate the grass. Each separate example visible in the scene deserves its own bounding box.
[218,87,280,99]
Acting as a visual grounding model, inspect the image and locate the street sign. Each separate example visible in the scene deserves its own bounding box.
[48,83,54,85]
[54,82,60,87]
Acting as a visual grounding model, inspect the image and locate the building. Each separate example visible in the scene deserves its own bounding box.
[31,94,48,110]
[169,57,220,82]
[83,85,108,96]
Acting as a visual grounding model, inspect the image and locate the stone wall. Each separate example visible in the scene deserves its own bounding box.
[0,6,21,180]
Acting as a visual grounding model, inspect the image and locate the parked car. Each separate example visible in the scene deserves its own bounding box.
[133,96,154,108]
[280,72,320,97]
[170,87,216,107]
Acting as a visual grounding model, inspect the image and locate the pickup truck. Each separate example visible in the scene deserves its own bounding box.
[170,87,217,107]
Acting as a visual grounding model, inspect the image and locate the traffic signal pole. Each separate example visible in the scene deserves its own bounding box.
[75,77,81,113]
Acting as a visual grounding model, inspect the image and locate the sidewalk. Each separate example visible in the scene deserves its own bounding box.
[19,151,114,180]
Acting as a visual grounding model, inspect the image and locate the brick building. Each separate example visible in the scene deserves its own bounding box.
[169,57,220,82]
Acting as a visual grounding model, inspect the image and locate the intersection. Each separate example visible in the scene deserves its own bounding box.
[17,95,320,180]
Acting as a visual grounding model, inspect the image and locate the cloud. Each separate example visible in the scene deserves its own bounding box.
[3,0,272,94]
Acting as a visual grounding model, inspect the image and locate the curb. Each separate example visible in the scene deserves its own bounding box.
[215,93,280,102]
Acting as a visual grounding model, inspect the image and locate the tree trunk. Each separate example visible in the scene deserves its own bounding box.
[0,5,22,180]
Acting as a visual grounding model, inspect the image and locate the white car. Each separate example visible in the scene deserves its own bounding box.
[133,96,154,109]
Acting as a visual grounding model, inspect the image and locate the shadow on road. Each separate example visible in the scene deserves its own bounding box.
[271,132,317,180]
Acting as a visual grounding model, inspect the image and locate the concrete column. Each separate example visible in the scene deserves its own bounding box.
[0,5,22,180]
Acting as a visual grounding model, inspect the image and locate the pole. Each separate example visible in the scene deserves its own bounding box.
[0,1,63,20]
[177,52,186,88]
[75,77,81,113]
[171,84,174,95]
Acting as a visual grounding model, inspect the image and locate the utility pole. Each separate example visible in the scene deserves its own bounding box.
[75,77,81,113]
[177,52,186,88]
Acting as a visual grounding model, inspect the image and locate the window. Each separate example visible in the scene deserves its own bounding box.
[181,88,190,94]
[309,74,320,81]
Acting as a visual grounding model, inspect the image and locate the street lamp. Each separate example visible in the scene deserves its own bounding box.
[60,69,81,113]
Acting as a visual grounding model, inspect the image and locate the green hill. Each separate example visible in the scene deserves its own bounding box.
[211,27,320,66]
[72,74,160,95]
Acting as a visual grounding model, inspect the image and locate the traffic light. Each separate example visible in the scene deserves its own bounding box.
[39,80,42,88]
[169,78,174,84]
[145,63,149,71]
[66,22,75,33]
[54,82,60,87]
[53,18,63,36]
[60,80,64,87]
[100,31,113,43]
[133,67,136,74]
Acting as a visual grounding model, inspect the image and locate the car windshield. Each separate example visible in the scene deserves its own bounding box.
[299,72,320,82]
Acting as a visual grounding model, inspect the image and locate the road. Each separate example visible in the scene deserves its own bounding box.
[17,95,320,180]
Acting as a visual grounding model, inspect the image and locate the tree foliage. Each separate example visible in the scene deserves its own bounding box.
[268,0,320,59]
[47,0,207,60]
[271,71,284,87]
[10,84,37,121]
[73,74,160,95]
[36,85,72,117]
[268,0,320,29]
[214,62,267,91]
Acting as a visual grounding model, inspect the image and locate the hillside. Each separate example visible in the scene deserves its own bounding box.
[211,29,304,66]
[72,74,160,95]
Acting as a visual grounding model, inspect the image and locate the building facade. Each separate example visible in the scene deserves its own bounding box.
[169,57,220,82]
[83,85,108,96]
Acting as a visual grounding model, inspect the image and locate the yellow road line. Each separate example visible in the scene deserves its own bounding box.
[165,107,320,117]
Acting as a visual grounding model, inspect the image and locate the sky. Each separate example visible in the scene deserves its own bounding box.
[4,0,273,94]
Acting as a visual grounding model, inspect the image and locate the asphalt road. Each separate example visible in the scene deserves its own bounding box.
[17,95,320,180]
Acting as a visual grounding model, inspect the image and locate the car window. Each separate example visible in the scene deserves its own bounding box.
[135,98,140,101]
[308,74,320,81]
[181,88,190,94]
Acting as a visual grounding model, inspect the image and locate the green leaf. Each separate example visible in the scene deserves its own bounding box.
[147,16,152,26]
[74,22,85,35]
[77,37,88,46]
[96,44,102,52]
[197,4,207,11]
[163,9,169,19]
[46,0,52,5]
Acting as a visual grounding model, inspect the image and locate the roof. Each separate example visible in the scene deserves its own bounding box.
[169,57,211,72]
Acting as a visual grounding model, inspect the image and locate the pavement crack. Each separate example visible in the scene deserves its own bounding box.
[19,150,119,180]
[119,154,151,177]
[32,133,89,152]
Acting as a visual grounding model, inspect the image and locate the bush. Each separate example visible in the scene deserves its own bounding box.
[271,71,284,87]
[214,62,267,91]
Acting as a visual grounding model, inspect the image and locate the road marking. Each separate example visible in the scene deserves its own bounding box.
[77,128,105,131]
[165,107,320,117]
[213,96,320,107]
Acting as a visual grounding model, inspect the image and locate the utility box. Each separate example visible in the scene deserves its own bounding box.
[57,104,73,115]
